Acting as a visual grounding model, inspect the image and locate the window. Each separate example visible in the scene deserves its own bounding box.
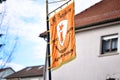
[101,33,118,55]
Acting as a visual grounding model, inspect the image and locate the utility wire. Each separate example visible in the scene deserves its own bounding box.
[48,0,71,15]
[0,0,18,69]
[48,0,67,4]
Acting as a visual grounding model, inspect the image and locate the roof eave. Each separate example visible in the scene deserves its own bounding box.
[75,17,120,32]
[6,74,43,79]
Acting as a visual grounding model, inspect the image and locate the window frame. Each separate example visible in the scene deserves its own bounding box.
[100,33,119,57]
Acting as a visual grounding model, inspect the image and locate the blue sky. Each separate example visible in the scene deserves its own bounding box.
[0,0,101,71]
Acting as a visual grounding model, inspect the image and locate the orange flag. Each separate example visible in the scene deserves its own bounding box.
[50,1,76,69]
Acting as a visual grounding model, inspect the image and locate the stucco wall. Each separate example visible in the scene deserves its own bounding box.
[51,24,120,80]
[7,77,43,80]
[21,77,43,80]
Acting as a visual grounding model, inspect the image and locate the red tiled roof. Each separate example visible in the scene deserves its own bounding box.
[6,65,44,79]
[75,0,120,28]
[39,0,120,37]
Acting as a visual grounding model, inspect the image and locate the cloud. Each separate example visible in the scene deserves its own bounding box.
[6,62,25,71]
[6,0,46,37]
[0,60,25,71]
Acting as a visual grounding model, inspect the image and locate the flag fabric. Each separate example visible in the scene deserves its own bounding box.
[50,1,76,69]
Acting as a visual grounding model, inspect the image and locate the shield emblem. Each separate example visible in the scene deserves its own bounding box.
[57,20,68,46]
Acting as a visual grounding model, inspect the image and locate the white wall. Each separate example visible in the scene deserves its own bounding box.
[21,77,43,80]
[50,24,120,80]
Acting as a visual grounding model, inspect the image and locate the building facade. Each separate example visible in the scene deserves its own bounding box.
[6,65,44,80]
[41,0,120,80]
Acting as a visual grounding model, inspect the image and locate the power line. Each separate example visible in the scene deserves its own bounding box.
[0,0,19,69]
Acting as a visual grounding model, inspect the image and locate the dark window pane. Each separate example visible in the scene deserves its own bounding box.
[112,38,118,51]
[102,40,110,53]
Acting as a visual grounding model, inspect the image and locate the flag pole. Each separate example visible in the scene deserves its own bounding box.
[45,0,73,80]
[46,0,52,80]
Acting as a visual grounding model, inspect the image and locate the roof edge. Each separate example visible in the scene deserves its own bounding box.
[75,17,120,32]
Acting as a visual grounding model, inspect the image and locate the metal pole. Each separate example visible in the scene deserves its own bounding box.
[46,0,52,80]
[45,0,71,80]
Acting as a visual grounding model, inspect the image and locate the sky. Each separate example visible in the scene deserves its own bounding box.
[0,0,101,71]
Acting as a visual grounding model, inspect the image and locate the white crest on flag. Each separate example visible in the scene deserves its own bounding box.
[57,20,68,46]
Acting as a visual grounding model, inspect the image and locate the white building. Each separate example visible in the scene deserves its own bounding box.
[6,65,44,80]
[40,0,120,80]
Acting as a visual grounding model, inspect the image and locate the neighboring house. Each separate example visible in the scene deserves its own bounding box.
[40,0,120,80]
[0,67,15,80]
[6,65,44,80]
